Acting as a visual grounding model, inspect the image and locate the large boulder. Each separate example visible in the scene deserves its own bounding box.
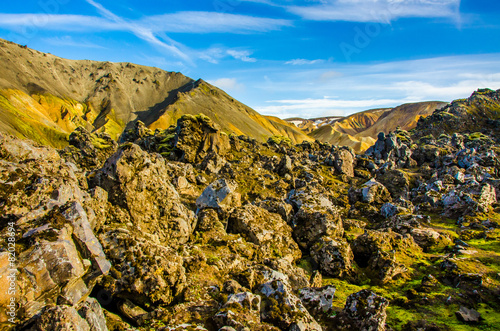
[298,286,336,318]
[257,269,322,331]
[212,292,266,330]
[228,204,301,262]
[333,290,389,331]
[288,191,344,249]
[92,143,196,246]
[377,170,411,199]
[29,305,91,331]
[172,114,231,163]
[333,148,355,177]
[349,179,392,205]
[310,236,354,278]
[98,229,186,306]
[351,230,422,284]
[60,126,117,170]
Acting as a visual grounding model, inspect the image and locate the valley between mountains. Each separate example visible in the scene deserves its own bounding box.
[0,39,500,331]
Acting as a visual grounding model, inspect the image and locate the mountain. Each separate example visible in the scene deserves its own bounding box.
[0,38,311,148]
[287,102,447,152]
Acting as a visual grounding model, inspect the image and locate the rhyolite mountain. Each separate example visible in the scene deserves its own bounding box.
[0,38,311,148]
[287,101,447,152]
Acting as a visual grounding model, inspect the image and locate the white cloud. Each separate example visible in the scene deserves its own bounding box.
[85,0,192,63]
[0,11,290,35]
[256,96,411,118]
[285,58,324,65]
[198,48,257,64]
[142,12,291,34]
[288,0,461,23]
[227,50,257,62]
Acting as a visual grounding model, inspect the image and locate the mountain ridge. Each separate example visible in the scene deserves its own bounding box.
[0,38,312,147]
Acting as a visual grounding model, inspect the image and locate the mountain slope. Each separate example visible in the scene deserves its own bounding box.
[0,38,311,147]
[290,102,446,152]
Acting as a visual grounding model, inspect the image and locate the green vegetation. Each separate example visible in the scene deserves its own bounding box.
[267,135,292,147]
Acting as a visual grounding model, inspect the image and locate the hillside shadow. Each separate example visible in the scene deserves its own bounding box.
[124,80,196,131]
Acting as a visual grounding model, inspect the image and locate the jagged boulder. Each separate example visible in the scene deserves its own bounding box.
[349,179,392,205]
[92,143,196,246]
[61,126,117,170]
[228,204,301,262]
[78,297,108,331]
[288,190,344,249]
[351,230,422,284]
[98,229,186,306]
[377,170,411,199]
[172,114,231,163]
[377,214,450,250]
[256,268,322,331]
[298,286,336,318]
[332,147,355,177]
[333,290,389,331]
[212,292,265,330]
[29,305,91,331]
[310,236,354,278]
[276,155,293,176]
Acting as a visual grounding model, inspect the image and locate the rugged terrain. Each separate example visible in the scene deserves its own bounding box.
[1,87,499,331]
[0,39,311,148]
[288,102,447,152]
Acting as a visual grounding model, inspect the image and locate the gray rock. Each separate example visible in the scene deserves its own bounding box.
[298,286,336,317]
[310,237,353,278]
[62,201,111,275]
[78,297,108,331]
[196,178,241,213]
[455,306,481,323]
[334,290,389,331]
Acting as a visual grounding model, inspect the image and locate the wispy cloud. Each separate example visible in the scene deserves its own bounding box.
[198,47,258,64]
[288,0,461,23]
[227,50,257,62]
[285,58,324,65]
[243,0,461,23]
[85,0,192,63]
[256,96,410,118]
[142,12,291,34]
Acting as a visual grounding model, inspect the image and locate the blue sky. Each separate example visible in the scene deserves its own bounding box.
[0,0,499,118]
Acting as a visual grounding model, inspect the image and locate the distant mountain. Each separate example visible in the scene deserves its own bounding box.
[0,38,311,147]
[287,102,447,152]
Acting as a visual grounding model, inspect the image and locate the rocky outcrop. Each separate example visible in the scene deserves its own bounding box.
[351,230,422,284]
[228,204,301,262]
[333,290,389,331]
[310,237,353,278]
[288,190,344,249]
[172,114,231,163]
[60,126,117,170]
[92,143,196,246]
